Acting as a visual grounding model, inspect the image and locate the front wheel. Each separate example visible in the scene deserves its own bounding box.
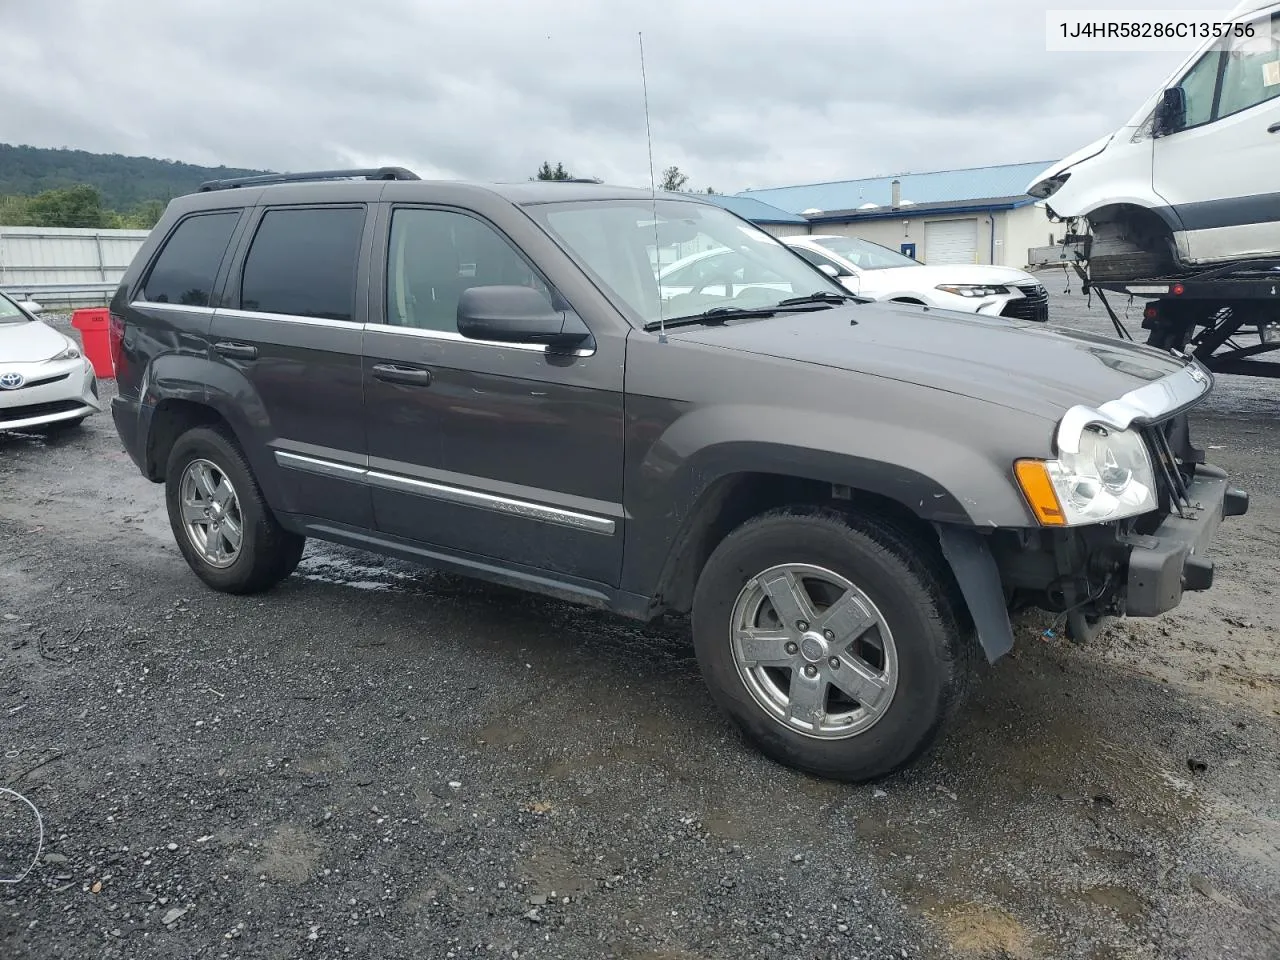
[691,507,972,782]
[164,426,305,594]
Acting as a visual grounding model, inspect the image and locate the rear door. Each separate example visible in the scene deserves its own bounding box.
[1152,6,1280,262]
[212,202,374,528]
[362,202,626,584]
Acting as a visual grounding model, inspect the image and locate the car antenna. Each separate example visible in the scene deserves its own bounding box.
[638,31,666,343]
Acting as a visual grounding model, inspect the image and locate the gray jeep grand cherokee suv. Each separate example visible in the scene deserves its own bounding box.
[109,168,1247,782]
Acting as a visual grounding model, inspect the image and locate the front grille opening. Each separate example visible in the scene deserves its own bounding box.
[0,399,86,424]
[1000,284,1049,322]
[1140,417,1197,517]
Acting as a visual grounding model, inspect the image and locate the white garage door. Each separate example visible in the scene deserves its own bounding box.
[924,219,978,265]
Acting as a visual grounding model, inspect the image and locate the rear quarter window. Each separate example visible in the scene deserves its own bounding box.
[239,207,366,322]
[142,211,241,306]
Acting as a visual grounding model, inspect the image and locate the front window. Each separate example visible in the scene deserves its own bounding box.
[528,199,842,327]
[1217,12,1280,118]
[809,235,921,269]
[0,293,28,323]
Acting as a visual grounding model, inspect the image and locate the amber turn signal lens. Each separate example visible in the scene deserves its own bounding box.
[1014,460,1066,526]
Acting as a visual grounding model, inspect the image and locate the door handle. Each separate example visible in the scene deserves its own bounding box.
[213,341,258,360]
[1269,122,1280,134]
[371,363,433,387]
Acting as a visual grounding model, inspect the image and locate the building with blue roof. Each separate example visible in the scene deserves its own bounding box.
[702,160,1064,269]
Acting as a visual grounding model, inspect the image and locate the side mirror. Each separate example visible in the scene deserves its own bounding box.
[1154,87,1186,137]
[817,264,841,279]
[457,285,592,349]
[18,298,43,315]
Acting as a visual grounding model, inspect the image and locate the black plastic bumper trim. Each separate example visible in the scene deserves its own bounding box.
[1124,463,1241,617]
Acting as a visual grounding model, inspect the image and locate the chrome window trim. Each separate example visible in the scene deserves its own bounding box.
[130,302,596,357]
[367,323,596,357]
[1056,358,1212,454]
[274,450,616,536]
[219,307,360,329]
[130,301,217,315]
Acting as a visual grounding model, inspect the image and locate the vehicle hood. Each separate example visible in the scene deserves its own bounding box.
[671,302,1191,421]
[861,263,1035,290]
[1027,134,1113,189]
[0,319,70,363]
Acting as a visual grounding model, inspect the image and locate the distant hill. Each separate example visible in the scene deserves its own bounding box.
[0,143,271,209]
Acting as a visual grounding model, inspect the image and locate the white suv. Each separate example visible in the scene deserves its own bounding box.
[783,235,1049,322]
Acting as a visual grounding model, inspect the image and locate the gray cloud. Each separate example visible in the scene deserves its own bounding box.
[0,0,1208,193]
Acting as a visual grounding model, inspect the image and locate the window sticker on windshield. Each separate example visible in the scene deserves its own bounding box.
[737,225,773,243]
[1264,59,1280,86]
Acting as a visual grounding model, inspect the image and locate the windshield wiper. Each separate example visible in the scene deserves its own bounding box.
[773,290,862,307]
[640,300,839,335]
[643,305,781,331]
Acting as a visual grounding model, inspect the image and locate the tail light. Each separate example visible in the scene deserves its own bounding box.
[109,312,126,379]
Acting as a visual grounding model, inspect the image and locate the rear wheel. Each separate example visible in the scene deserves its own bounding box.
[691,507,972,782]
[164,426,304,594]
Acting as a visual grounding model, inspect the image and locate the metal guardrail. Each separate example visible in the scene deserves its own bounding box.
[0,281,118,306]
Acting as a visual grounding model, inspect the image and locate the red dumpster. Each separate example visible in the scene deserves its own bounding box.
[71,308,114,379]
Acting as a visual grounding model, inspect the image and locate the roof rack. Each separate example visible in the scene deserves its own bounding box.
[197,166,421,192]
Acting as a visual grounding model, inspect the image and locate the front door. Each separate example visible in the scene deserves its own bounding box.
[1153,6,1280,263]
[212,202,373,528]
[362,204,626,585]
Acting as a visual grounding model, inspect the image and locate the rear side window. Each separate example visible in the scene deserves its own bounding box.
[240,207,365,322]
[142,211,240,306]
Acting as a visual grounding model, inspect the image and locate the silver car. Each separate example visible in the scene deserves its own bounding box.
[0,292,102,433]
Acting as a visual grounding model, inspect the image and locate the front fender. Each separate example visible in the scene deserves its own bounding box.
[620,399,1042,600]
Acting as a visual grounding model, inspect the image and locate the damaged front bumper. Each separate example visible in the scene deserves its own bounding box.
[940,461,1248,662]
[1122,462,1248,616]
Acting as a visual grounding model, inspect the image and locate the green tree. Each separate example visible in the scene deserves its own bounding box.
[0,193,34,225]
[25,184,110,228]
[659,165,689,192]
[534,161,573,181]
[118,199,166,229]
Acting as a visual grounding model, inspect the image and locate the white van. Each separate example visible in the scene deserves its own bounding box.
[1027,0,1280,281]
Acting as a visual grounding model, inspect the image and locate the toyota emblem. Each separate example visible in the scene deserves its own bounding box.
[0,371,24,390]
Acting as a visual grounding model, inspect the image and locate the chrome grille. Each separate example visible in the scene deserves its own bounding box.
[1000,283,1049,322]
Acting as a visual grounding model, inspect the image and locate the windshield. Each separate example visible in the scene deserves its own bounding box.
[0,293,30,324]
[811,235,921,269]
[529,198,845,327]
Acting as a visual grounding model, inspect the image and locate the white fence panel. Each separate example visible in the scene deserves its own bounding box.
[0,225,151,284]
[0,226,152,306]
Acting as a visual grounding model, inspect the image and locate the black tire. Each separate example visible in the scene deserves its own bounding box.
[164,425,305,594]
[691,506,973,783]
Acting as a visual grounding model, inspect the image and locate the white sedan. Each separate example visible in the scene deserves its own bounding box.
[0,292,102,434]
[783,234,1049,322]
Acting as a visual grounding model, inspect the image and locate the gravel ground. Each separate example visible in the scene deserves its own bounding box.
[2,288,1278,960]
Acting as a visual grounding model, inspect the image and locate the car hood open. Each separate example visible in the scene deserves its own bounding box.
[670,301,1193,421]
[0,319,68,364]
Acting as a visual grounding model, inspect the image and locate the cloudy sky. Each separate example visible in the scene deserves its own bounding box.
[0,0,1219,193]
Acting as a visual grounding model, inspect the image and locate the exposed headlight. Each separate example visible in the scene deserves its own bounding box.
[1015,425,1157,526]
[1028,172,1071,200]
[936,284,1010,297]
[49,341,82,362]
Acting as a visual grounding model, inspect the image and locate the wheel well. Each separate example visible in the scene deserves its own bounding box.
[145,400,229,481]
[1088,203,1175,255]
[655,472,937,615]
